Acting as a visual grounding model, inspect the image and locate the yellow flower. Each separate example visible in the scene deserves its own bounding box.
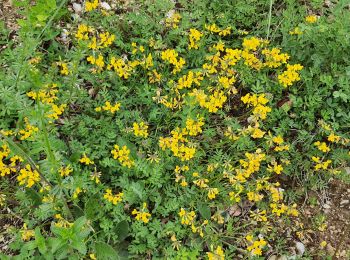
[96,101,121,114]
[56,62,69,75]
[85,0,99,12]
[72,187,82,199]
[208,188,219,200]
[165,12,181,28]
[305,15,318,23]
[289,27,303,35]
[267,162,283,174]
[207,245,225,260]
[328,133,340,143]
[188,28,203,50]
[79,154,94,165]
[185,117,204,136]
[21,223,35,241]
[246,234,267,256]
[161,49,185,74]
[242,37,261,51]
[178,208,196,225]
[59,165,73,177]
[314,141,330,153]
[133,121,149,138]
[132,203,151,223]
[18,118,39,140]
[111,145,134,168]
[17,164,40,188]
[103,189,123,205]
[278,64,303,87]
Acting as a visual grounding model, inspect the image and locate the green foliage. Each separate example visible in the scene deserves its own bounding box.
[0,0,349,259]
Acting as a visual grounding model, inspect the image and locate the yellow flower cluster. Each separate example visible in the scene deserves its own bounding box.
[87,54,105,71]
[267,161,283,174]
[246,234,267,256]
[305,15,318,23]
[85,0,99,12]
[238,149,266,181]
[185,117,204,136]
[54,214,73,228]
[174,165,189,187]
[0,145,22,177]
[59,165,73,177]
[159,127,196,161]
[133,121,149,138]
[188,29,203,50]
[161,49,186,74]
[95,101,121,114]
[17,164,40,188]
[271,134,290,151]
[56,62,69,75]
[312,156,332,171]
[314,141,330,153]
[242,37,262,51]
[111,145,134,168]
[177,71,203,90]
[278,64,303,87]
[250,209,268,222]
[208,187,219,200]
[27,83,66,121]
[262,48,290,68]
[79,154,94,165]
[241,93,271,121]
[47,104,67,120]
[178,208,196,225]
[289,27,303,35]
[107,56,138,79]
[189,89,228,113]
[75,24,94,41]
[88,31,115,50]
[328,133,341,143]
[270,202,299,217]
[132,203,151,223]
[205,24,231,36]
[21,223,35,241]
[165,12,181,29]
[207,245,225,260]
[148,69,162,83]
[73,187,82,199]
[18,118,39,140]
[103,189,123,205]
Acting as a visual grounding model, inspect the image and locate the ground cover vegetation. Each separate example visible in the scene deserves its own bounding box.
[0,0,349,259]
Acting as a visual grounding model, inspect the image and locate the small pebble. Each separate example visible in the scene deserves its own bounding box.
[295,241,305,255]
[100,2,111,10]
[72,3,82,13]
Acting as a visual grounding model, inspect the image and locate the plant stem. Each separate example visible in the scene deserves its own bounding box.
[266,0,274,40]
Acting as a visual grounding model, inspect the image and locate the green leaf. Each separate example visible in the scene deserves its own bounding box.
[35,227,47,254]
[85,195,100,221]
[115,220,129,241]
[197,202,211,219]
[71,239,87,255]
[48,237,64,254]
[95,242,119,260]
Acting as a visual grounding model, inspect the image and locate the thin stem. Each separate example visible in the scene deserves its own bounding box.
[266,0,274,40]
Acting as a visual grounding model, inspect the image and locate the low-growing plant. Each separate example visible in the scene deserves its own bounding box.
[0,0,349,259]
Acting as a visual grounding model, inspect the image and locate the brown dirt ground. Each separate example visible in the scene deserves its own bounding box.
[300,180,350,259]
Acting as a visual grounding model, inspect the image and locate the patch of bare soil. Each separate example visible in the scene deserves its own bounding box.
[0,0,21,32]
[301,180,350,259]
